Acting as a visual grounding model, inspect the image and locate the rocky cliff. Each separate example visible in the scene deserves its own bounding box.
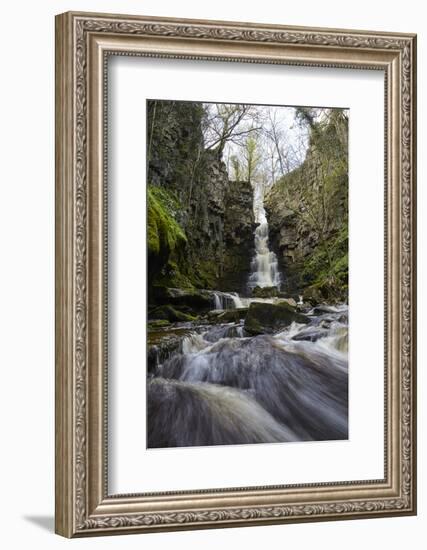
[147,100,255,299]
[265,110,348,302]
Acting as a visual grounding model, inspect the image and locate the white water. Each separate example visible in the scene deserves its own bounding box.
[212,291,244,310]
[248,180,282,290]
[149,305,349,447]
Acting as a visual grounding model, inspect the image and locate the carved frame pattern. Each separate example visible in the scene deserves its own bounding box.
[55,11,416,537]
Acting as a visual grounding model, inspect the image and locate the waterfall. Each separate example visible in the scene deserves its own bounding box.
[211,291,244,310]
[248,180,282,290]
[213,293,222,310]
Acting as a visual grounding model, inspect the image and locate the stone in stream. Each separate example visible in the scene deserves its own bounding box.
[280,297,298,308]
[251,285,279,298]
[147,327,191,373]
[292,326,329,342]
[244,301,309,335]
[302,285,324,306]
[151,286,213,311]
[149,304,197,323]
[207,308,248,323]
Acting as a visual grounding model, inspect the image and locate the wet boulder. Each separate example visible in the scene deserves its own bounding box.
[151,286,213,310]
[252,286,279,298]
[149,304,197,323]
[206,309,225,322]
[303,285,324,306]
[278,297,298,308]
[338,312,349,324]
[148,319,171,328]
[208,308,248,323]
[244,302,309,335]
[218,308,248,322]
[147,326,192,373]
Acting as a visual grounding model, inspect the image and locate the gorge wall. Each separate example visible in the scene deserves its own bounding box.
[265,110,349,302]
[147,100,255,298]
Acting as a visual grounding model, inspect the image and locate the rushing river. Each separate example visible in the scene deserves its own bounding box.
[148,178,348,449]
[147,302,348,448]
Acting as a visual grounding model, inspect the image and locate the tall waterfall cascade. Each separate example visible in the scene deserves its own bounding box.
[248,180,282,290]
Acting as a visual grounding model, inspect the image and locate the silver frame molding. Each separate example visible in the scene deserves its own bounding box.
[55,11,417,538]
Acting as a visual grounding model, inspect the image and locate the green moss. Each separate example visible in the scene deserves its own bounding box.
[148,319,171,328]
[153,260,195,290]
[149,304,197,323]
[301,224,348,301]
[186,259,219,289]
[147,185,187,256]
[332,252,348,284]
[146,185,225,293]
[252,286,279,298]
[266,109,348,301]
[215,308,248,322]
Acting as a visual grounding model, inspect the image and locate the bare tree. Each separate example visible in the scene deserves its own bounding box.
[264,108,287,176]
[202,103,262,156]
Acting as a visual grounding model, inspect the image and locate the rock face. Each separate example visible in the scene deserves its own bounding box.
[147,327,194,373]
[244,302,309,335]
[218,179,256,293]
[265,110,348,303]
[151,287,214,310]
[147,100,255,297]
[209,308,249,323]
[149,305,196,323]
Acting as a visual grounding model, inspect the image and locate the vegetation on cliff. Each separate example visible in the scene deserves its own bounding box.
[147,100,256,295]
[146,103,350,450]
[147,100,349,317]
[265,108,348,302]
[147,185,187,257]
[147,185,193,290]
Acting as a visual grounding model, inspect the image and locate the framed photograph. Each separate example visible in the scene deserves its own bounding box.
[55,11,417,537]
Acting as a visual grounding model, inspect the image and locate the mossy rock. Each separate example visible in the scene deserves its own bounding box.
[147,186,187,255]
[302,285,324,306]
[186,259,220,290]
[278,297,298,308]
[149,305,197,323]
[244,302,309,335]
[152,286,213,310]
[206,309,225,321]
[252,286,279,298]
[303,281,347,305]
[147,326,193,374]
[148,319,171,329]
[213,308,248,323]
[154,261,195,291]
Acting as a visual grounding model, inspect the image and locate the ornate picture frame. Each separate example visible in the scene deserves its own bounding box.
[55,11,417,537]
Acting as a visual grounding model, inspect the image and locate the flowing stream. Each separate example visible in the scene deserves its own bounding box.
[147,182,348,449]
[147,304,348,448]
[248,179,282,290]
